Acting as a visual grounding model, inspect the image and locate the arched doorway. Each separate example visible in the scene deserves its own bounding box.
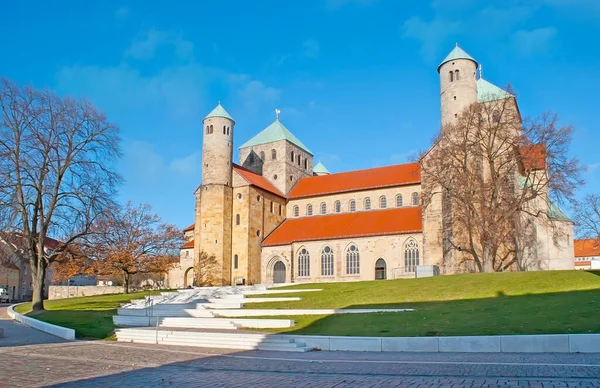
[273,261,286,283]
[184,267,194,288]
[375,258,386,280]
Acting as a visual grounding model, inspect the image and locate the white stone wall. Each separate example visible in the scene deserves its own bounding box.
[48,286,125,300]
[167,248,195,288]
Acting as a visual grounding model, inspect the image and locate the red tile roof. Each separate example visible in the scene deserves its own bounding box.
[183,224,194,232]
[263,207,422,247]
[233,164,285,197]
[574,239,600,258]
[288,162,421,199]
[181,239,194,249]
[521,144,546,171]
[575,261,591,267]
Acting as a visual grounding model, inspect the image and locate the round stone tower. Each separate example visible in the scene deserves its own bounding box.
[202,102,234,185]
[438,45,478,128]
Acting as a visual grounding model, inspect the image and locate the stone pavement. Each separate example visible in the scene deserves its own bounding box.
[0,340,599,387]
[0,306,67,347]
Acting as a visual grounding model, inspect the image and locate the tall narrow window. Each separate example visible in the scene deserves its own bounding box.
[298,248,310,277]
[492,110,501,123]
[404,239,419,272]
[260,151,265,161]
[320,202,327,215]
[270,201,274,213]
[234,254,238,269]
[279,204,282,216]
[235,214,240,225]
[454,69,460,80]
[449,71,454,82]
[248,153,254,163]
[293,205,299,217]
[272,149,277,160]
[227,127,230,135]
[412,192,419,206]
[396,194,403,207]
[205,126,210,134]
[334,201,341,213]
[291,151,295,162]
[223,125,227,134]
[364,198,371,210]
[349,200,356,212]
[321,246,334,276]
[297,155,301,165]
[307,204,313,216]
[304,159,308,169]
[346,245,360,275]
[209,125,213,134]
[380,196,387,209]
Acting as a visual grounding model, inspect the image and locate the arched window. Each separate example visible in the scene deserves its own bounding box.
[364,198,371,210]
[205,126,210,134]
[227,126,230,135]
[412,192,419,206]
[260,151,265,161]
[304,159,308,169]
[492,110,501,123]
[320,202,327,215]
[334,201,341,213]
[235,214,240,225]
[307,204,313,216]
[297,155,301,165]
[396,194,403,207]
[404,239,419,272]
[380,196,387,209]
[449,71,454,82]
[248,153,254,163]
[321,246,334,276]
[290,175,293,181]
[234,254,238,269]
[291,151,295,162]
[454,70,460,80]
[272,149,277,160]
[270,201,274,213]
[293,206,299,217]
[298,248,310,277]
[223,125,226,134]
[209,125,213,134]
[346,244,360,275]
[279,204,282,216]
[349,200,356,212]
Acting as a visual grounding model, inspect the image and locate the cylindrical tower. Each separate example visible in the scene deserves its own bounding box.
[202,103,234,186]
[438,45,478,128]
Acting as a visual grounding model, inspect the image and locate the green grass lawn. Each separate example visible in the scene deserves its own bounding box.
[14,290,165,339]
[243,270,600,337]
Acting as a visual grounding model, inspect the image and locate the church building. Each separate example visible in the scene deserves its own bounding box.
[168,46,574,288]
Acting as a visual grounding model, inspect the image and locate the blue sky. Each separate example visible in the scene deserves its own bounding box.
[2,0,599,227]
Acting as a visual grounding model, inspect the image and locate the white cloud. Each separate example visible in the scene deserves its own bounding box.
[170,152,201,175]
[512,27,558,56]
[125,28,194,61]
[114,6,129,20]
[402,16,462,62]
[236,80,281,113]
[303,40,320,58]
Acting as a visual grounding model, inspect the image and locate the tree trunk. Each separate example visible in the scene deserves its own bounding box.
[31,258,47,311]
[123,272,130,294]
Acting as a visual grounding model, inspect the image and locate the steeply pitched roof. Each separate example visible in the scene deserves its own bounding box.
[477,78,513,103]
[438,45,477,72]
[313,162,330,174]
[181,239,194,249]
[204,103,234,122]
[288,162,421,199]
[263,207,422,247]
[240,119,312,155]
[183,224,194,232]
[233,164,285,197]
[548,201,572,222]
[574,239,600,258]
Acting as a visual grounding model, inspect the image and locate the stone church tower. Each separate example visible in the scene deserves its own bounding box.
[194,103,235,285]
[438,45,478,127]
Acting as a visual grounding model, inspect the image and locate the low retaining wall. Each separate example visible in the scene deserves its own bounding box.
[7,303,75,340]
[48,286,124,300]
[286,334,600,353]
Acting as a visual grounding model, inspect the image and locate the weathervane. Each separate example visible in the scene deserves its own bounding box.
[275,108,281,120]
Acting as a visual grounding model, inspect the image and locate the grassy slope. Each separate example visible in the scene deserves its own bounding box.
[14,291,163,339]
[244,270,600,337]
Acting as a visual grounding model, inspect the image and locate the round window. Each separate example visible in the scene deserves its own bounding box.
[256,230,261,237]
[236,193,242,200]
[273,174,278,180]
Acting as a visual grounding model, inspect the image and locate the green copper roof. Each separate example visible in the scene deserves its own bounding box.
[313,161,330,174]
[437,45,477,73]
[548,201,572,222]
[477,78,513,103]
[204,103,234,122]
[240,119,313,155]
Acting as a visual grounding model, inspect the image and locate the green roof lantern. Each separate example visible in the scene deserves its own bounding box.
[204,102,234,122]
[437,44,478,73]
[313,161,330,175]
[240,116,312,155]
[477,78,513,103]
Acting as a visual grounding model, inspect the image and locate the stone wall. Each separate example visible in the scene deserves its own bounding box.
[48,286,124,300]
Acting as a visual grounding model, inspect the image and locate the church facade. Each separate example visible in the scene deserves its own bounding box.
[167,46,574,288]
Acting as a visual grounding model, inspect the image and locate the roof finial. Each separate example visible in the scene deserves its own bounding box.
[275,108,281,121]
[456,42,458,47]
[218,100,221,105]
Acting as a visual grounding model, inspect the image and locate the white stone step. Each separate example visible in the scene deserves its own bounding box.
[184,309,215,318]
[242,289,322,295]
[241,297,301,303]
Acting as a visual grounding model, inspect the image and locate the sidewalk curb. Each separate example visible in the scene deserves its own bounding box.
[7,303,75,340]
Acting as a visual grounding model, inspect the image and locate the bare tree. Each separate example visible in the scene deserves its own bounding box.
[574,194,600,242]
[194,250,218,286]
[421,95,583,273]
[0,78,121,310]
[89,201,182,293]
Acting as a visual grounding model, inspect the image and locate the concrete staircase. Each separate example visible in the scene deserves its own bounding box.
[113,315,294,329]
[115,328,312,352]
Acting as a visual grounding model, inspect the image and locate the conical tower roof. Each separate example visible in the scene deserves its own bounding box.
[313,161,330,175]
[204,102,234,122]
[437,45,478,73]
[240,119,312,155]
